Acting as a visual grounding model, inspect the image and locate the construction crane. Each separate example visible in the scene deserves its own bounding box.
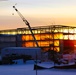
[13,6,39,47]
[13,6,40,75]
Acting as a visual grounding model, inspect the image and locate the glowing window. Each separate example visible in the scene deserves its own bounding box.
[69,29,74,33]
[69,35,74,40]
[63,29,68,33]
[63,35,68,40]
[54,40,59,46]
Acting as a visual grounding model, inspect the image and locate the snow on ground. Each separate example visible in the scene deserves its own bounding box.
[0,60,76,75]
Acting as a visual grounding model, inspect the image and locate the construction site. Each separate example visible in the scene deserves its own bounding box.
[0,5,76,65]
[0,25,76,54]
[0,6,76,55]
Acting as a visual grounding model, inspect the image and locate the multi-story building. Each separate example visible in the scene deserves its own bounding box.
[0,25,76,54]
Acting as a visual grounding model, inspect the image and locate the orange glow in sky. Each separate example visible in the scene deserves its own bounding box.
[0,0,76,30]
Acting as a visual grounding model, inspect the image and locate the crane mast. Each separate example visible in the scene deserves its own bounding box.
[13,6,39,47]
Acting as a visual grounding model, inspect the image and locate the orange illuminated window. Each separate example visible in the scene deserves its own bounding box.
[22,42,34,47]
[54,40,59,46]
[22,35,33,41]
[54,34,63,39]
[22,35,26,41]
[59,34,63,39]
[29,35,33,40]
[40,41,50,47]
[54,47,60,52]
[40,34,50,40]
[34,35,41,40]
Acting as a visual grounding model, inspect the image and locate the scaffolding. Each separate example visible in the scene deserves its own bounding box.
[0,25,76,53]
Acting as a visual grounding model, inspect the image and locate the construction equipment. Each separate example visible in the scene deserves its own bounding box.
[13,6,39,47]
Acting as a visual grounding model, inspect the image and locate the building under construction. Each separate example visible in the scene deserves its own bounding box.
[0,25,76,54]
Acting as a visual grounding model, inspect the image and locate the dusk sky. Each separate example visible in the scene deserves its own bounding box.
[0,0,76,30]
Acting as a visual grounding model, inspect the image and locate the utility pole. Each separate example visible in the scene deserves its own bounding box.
[51,26,55,66]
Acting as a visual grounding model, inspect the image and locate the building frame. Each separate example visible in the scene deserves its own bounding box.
[0,25,76,54]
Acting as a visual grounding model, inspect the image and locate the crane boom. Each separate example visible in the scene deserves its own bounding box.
[13,6,39,47]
